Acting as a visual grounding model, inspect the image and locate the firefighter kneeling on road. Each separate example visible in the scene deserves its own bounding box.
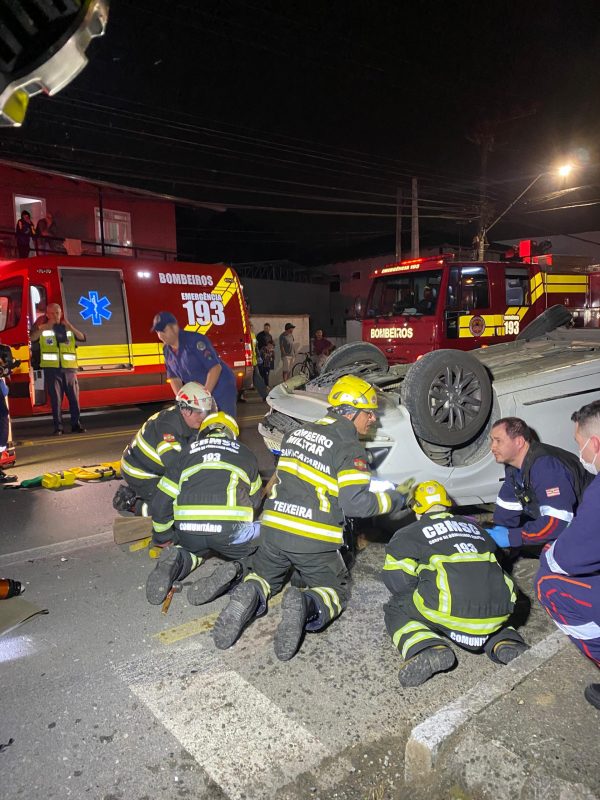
[383,480,529,688]
[113,382,214,517]
[145,412,263,606]
[213,375,414,660]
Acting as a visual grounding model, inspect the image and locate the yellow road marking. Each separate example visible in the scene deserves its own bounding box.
[154,590,283,645]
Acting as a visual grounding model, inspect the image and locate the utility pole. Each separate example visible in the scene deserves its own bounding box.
[411,177,419,257]
[395,188,403,262]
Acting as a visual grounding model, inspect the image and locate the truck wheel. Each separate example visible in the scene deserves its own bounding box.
[516,304,573,341]
[400,350,492,447]
[321,342,388,373]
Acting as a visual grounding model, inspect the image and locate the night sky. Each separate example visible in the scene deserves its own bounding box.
[2,0,600,264]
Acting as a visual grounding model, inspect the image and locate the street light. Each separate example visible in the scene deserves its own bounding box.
[476,163,574,260]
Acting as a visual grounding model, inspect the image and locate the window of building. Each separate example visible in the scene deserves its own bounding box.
[14,194,46,226]
[95,208,132,255]
[351,271,361,280]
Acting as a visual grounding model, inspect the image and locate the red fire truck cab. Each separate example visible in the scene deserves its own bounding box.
[363,251,596,364]
[0,255,253,418]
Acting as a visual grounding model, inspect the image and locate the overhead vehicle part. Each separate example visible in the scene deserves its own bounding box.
[515,304,573,341]
[0,0,109,127]
[400,349,492,447]
[321,341,388,374]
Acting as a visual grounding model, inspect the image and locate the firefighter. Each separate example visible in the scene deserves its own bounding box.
[213,374,413,660]
[536,400,600,710]
[488,417,590,552]
[145,411,263,606]
[383,480,529,687]
[113,382,214,516]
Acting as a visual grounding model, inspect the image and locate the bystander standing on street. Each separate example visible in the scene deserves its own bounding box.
[312,329,335,374]
[30,302,86,435]
[279,322,295,381]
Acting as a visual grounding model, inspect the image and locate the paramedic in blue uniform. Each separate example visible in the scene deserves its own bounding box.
[486,417,589,553]
[536,400,600,711]
[152,311,237,418]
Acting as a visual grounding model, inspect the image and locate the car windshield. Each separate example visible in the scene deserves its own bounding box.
[366,269,442,317]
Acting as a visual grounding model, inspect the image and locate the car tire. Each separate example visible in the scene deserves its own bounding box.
[321,342,388,373]
[400,349,492,447]
[516,304,572,341]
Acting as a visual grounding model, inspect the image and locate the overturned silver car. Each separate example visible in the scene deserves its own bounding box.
[259,308,600,506]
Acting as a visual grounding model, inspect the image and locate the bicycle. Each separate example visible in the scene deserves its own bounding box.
[291,351,318,380]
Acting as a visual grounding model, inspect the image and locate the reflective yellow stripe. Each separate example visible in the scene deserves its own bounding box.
[156,440,182,457]
[250,475,262,494]
[312,586,342,616]
[383,554,418,575]
[245,572,271,598]
[180,461,252,486]
[376,491,391,514]
[157,476,179,498]
[400,631,441,660]
[413,590,509,634]
[278,456,338,494]
[311,587,334,618]
[174,505,253,521]
[153,519,174,533]
[121,458,158,480]
[338,469,370,487]
[391,620,431,649]
[262,510,343,543]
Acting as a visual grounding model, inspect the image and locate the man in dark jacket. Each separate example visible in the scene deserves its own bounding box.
[213,375,413,660]
[113,382,214,516]
[145,411,263,606]
[536,400,600,711]
[384,480,529,687]
[487,417,590,551]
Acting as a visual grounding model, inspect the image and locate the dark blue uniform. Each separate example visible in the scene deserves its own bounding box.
[494,443,585,548]
[163,330,236,417]
[536,475,600,668]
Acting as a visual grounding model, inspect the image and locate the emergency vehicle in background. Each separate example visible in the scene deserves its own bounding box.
[363,240,600,364]
[0,255,253,418]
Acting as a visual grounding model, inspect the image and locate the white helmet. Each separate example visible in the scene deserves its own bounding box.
[175,382,214,412]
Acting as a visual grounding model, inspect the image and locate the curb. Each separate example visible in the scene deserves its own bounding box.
[404,630,568,783]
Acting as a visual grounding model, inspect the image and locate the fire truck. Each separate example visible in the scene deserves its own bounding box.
[0,255,253,418]
[362,242,599,364]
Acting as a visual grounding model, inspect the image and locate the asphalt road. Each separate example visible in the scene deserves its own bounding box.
[1,399,599,799]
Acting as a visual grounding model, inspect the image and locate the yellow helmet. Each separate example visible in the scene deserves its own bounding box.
[412,480,452,514]
[327,375,378,411]
[199,412,240,439]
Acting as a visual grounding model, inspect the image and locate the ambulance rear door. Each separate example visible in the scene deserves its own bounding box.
[59,266,134,371]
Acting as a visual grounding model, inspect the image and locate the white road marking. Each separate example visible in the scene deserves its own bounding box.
[0,530,113,567]
[131,668,331,800]
[404,630,568,782]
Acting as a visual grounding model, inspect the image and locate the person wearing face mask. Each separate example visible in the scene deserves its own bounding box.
[536,400,600,711]
[486,417,591,552]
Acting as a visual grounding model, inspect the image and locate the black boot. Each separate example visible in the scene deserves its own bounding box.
[146,546,189,605]
[274,587,309,662]
[489,639,530,665]
[584,684,600,710]
[187,561,241,606]
[213,581,260,650]
[398,645,457,688]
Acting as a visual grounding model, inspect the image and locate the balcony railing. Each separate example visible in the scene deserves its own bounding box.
[0,229,177,261]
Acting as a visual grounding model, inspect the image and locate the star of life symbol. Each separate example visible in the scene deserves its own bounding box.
[78,291,112,326]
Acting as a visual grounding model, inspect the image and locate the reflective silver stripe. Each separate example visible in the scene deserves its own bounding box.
[544,541,568,575]
[539,505,573,523]
[41,353,59,361]
[496,496,523,511]
[553,619,600,641]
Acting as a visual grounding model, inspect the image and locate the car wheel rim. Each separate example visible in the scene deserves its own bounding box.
[427,365,482,430]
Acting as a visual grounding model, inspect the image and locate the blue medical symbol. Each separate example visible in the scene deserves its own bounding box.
[78,291,112,326]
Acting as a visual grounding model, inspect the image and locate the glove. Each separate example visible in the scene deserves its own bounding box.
[396,477,416,498]
[112,485,138,515]
[486,525,510,548]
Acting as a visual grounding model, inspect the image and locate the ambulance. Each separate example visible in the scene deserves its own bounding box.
[362,241,598,364]
[0,255,253,417]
